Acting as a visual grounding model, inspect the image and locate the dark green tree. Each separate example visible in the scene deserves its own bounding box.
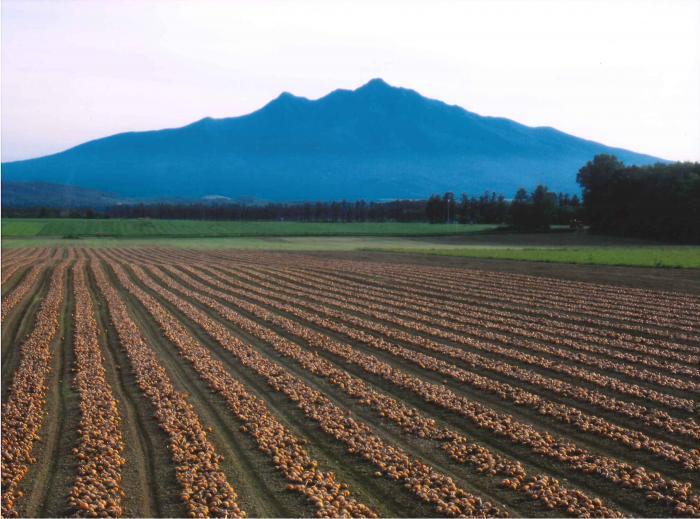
[577,154,700,242]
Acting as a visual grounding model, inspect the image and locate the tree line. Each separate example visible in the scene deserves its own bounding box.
[5,187,581,229]
[425,189,580,228]
[6,154,698,242]
[577,155,700,242]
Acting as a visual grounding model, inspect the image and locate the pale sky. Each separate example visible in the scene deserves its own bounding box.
[2,0,699,162]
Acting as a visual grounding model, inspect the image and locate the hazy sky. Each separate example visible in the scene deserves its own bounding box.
[2,0,699,162]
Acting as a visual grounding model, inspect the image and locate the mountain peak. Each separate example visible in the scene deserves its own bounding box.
[276,91,298,100]
[353,78,401,97]
[259,90,309,113]
[349,78,426,105]
[360,77,391,90]
[268,91,305,104]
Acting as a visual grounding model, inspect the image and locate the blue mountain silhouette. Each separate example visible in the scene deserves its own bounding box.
[2,78,662,200]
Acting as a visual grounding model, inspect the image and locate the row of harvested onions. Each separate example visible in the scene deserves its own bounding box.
[2,256,72,517]
[302,254,699,332]
[104,258,377,519]
[243,260,700,396]
[171,262,700,470]
[129,260,623,519]
[157,261,700,517]
[220,261,698,430]
[114,258,506,519]
[89,260,243,518]
[68,260,126,517]
[1,264,47,323]
[276,253,698,343]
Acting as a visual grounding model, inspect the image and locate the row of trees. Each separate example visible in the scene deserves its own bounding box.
[10,154,697,241]
[577,155,700,242]
[3,199,426,222]
[425,192,507,224]
[7,187,580,229]
[106,199,427,222]
[426,189,580,228]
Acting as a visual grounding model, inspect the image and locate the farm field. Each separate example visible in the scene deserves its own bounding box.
[370,246,700,269]
[4,219,698,269]
[1,246,699,518]
[1,218,498,238]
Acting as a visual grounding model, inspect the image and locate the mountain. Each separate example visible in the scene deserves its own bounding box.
[0,181,271,208]
[1,182,124,208]
[1,78,663,201]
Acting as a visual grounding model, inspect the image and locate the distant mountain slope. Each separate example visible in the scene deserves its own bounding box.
[1,79,663,201]
[1,181,124,208]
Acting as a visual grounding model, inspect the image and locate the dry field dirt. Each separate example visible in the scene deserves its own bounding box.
[1,247,699,518]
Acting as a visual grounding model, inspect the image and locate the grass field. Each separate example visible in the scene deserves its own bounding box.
[2,247,698,518]
[1,218,497,238]
[371,246,700,268]
[3,218,699,269]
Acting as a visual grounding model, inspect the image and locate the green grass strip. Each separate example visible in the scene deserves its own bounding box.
[365,247,700,268]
